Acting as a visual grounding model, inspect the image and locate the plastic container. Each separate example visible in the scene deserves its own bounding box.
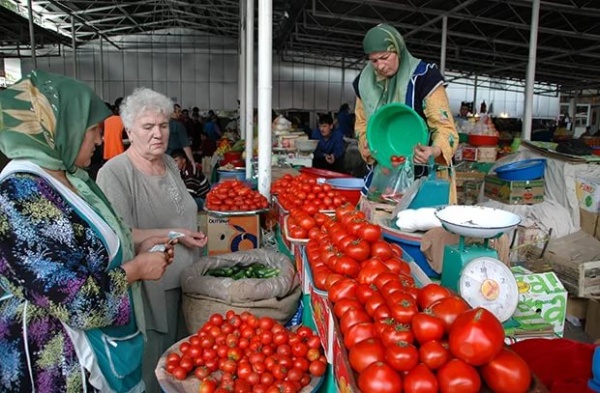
[494,158,546,181]
[217,168,246,182]
[468,134,499,146]
[590,346,600,392]
[299,167,352,180]
[325,178,364,206]
[381,229,440,278]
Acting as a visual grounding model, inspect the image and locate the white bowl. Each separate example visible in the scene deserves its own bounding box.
[434,205,521,238]
[295,140,319,153]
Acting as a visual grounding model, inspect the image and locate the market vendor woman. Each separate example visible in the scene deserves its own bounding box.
[353,23,458,202]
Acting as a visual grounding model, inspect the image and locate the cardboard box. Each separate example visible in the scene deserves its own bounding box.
[358,195,394,223]
[309,287,334,363]
[543,231,600,297]
[206,213,261,255]
[585,298,600,339]
[580,208,600,240]
[567,296,589,320]
[512,266,568,337]
[456,145,479,161]
[477,146,498,163]
[484,174,544,205]
[513,224,550,250]
[331,312,359,393]
[576,176,600,213]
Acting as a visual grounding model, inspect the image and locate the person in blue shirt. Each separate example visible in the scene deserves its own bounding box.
[310,114,345,172]
[336,103,354,138]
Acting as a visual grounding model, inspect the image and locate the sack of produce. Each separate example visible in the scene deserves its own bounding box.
[180,249,301,333]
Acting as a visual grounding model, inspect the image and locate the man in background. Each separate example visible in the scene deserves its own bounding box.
[103,97,125,161]
[310,114,345,172]
[168,103,197,173]
[171,148,210,210]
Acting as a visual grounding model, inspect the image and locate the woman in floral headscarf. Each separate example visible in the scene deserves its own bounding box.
[0,70,174,392]
[354,24,458,201]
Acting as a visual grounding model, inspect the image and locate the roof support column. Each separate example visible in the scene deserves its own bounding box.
[99,37,104,99]
[239,0,247,141]
[71,15,78,78]
[244,0,254,179]
[522,0,540,141]
[27,0,37,68]
[257,0,272,197]
[440,15,447,75]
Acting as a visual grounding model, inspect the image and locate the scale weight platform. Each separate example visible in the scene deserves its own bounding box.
[435,205,522,322]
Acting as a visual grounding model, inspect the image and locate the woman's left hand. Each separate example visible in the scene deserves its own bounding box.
[178,229,208,248]
[413,145,441,164]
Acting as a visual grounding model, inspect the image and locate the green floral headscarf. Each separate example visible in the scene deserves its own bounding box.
[0,70,144,332]
[359,24,422,119]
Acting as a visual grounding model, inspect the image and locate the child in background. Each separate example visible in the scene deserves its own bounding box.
[171,149,210,209]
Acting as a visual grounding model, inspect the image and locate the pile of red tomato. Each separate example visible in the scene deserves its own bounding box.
[272,174,348,214]
[304,204,408,290]
[164,310,327,393]
[302,204,532,392]
[206,180,269,212]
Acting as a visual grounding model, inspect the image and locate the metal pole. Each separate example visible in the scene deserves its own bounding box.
[27,0,37,69]
[440,15,447,75]
[99,37,104,99]
[244,0,254,178]
[340,57,345,105]
[473,74,478,114]
[239,0,247,139]
[522,0,540,141]
[71,15,78,78]
[257,0,272,197]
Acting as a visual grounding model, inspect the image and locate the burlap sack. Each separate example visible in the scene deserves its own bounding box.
[180,249,301,334]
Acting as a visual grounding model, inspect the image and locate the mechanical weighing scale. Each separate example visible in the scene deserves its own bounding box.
[435,205,521,322]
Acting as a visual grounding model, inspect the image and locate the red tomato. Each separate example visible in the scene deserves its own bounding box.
[381,257,411,276]
[376,320,415,346]
[411,312,446,344]
[344,239,371,261]
[388,298,419,325]
[355,283,378,304]
[428,296,470,332]
[449,308,505,366]
[418,340,450,370]
[403,363,438,393]
[308,360,327,377]
[343,322,376,348]
[348,338,386,373]
[339,307,372,335]
[417,284,452,310]
[358,223,382,242]
[370,240,393,260]
[357,362,403,393]
[327,278,358,303]
[171,366,188,380]
[357,258,389,285]
[480,348,532,393]
[437,359,481,393]
[333,298,364,318]
[384,341,419,372]
[373,272,401,291]
[372,304,392,321]
[198,379,217,393]
[335,255,361,277]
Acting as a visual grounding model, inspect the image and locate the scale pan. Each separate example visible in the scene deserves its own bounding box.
[435,205,521,238]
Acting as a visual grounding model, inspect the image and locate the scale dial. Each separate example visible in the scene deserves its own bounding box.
[459,257,519,322]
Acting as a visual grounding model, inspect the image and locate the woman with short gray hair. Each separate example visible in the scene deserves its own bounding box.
[97,87,208,393]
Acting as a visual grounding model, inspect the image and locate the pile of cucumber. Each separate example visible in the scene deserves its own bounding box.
[205,263,280,280]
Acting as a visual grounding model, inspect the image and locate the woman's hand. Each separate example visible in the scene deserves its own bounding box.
[122,251,172,282]
[136,236,170,254]
[413,145,441,164]
[177,229,208,248]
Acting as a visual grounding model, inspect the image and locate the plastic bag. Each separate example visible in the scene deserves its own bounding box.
[368,160,414,203]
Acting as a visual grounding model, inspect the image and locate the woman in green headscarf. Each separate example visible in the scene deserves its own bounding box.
[354,24,458,202]
[0,70,173,392]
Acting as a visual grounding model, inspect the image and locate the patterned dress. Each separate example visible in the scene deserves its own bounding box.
[0,173,132,393]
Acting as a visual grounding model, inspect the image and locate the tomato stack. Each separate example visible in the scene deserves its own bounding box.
[300,204,532,392]
[328,281,532,393]
[272,174,348,214]
[164,311,327,392]
[304,204,408,291]
[206,180,269,212]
